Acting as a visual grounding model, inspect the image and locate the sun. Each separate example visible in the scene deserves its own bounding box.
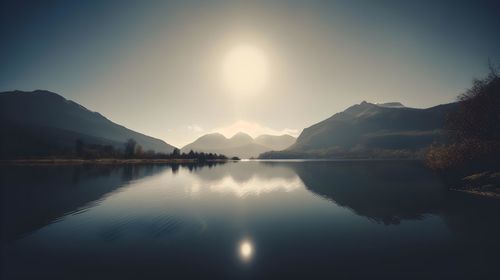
[222,45,269,94]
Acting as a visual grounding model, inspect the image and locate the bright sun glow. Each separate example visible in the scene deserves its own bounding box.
[222,45,269,94]
[239,239,254,261]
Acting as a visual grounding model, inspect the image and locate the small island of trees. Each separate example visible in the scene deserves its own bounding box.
[74,138,238,162]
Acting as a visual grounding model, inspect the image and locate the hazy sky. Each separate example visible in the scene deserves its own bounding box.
[1,0,499,147]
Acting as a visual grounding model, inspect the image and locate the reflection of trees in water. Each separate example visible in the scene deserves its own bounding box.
[170,161,227,174]
[3,160,499,253]
[1,165,146,242]
[0,162,232,241]
[0,162,225,243]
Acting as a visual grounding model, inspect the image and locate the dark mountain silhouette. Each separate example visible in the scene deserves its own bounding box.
[182,132,296,158]
[260,101,458,159]
[0,90,176,158]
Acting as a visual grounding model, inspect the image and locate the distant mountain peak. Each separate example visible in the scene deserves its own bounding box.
[182,132,296,158]
[230,132,253,140]
[353,101,406,108]
[6,89,64,100]
[341,101,408,118]
[201,132,227,139]
[256,134,295,139]
[342,101,378,117]
[376,102,405,108]
[32,89,58,94]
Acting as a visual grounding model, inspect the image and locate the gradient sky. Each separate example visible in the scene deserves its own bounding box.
[1,0,499,147]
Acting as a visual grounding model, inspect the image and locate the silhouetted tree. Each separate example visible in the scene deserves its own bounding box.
[75,139,84,157]
[448,62,500,143]
[426,62,500,171]
[172,148,181,158]
[135,144,143,157]
[145,149,155,158]
[125,139,137,158]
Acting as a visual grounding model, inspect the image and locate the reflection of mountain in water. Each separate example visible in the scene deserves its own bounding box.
[0,162,225,242]
[192,161,297,183]
[286,160,500,249]
[288,161,447,224]
[188,161,302,197]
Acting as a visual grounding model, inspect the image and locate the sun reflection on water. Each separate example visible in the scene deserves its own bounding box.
[239,239,254,262]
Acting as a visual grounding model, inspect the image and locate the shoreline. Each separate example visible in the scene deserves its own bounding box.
[448,171,500,199]
[0,158,421,165]
[0,158,231,166]
[450,188,500,199]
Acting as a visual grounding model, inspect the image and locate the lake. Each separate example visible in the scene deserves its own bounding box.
[1,161,499,280]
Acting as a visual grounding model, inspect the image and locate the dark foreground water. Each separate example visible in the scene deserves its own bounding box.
[1,161,499,280]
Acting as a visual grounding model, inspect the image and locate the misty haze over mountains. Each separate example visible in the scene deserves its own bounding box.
[0,90,175,158]
[182,132,296,159]
[1,90,459,160]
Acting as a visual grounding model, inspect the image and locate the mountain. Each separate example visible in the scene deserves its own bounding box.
[0,90,176,158]
[229,132,255,147]
[182,132,296,158]
[255,134,296,151]
[260,101,458,159]
[375,102,406,108]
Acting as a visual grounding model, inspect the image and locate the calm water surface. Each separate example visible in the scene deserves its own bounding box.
[1,161,499,279]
